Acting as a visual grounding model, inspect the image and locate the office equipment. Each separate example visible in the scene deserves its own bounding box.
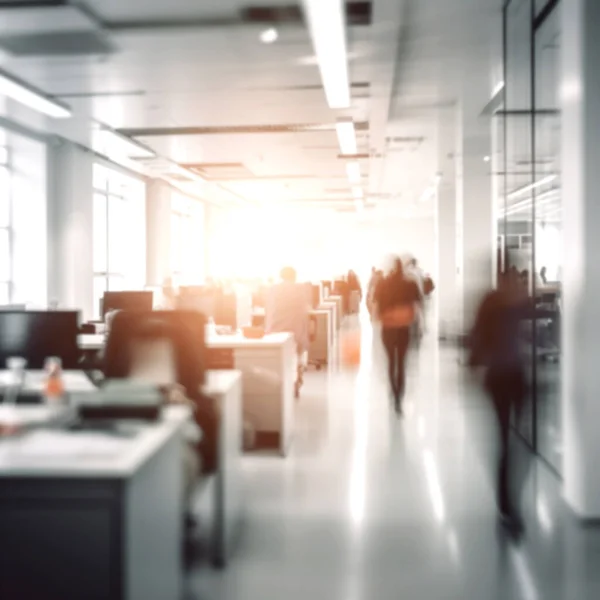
[0,405,190,600]
[0,310,80,370]
[73,381,163,422]
[101,291,153,318]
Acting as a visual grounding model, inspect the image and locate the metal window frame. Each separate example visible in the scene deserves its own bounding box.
[502,0,562,478]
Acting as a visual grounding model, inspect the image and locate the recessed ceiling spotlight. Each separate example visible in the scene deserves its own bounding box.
[260,28,279,44]
[484,155,491,162]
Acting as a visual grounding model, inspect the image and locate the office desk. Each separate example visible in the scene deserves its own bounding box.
[319,301,338,347]
[0,405,189,600]
[0,369,97,396]
[327,295,343,328]
[201,370,244,567]
[308,309,332,368]
[78,333,295,456]
[206,333,295,456]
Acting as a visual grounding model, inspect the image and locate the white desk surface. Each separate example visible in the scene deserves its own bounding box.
[0,370,97,393]
[203,370,242,397]
[0,405,190,479]
[79,333,104,350]
[206,332,293,349]
[80,332,294,351]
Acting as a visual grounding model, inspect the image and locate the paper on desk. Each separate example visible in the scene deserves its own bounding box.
[10,430,131,459]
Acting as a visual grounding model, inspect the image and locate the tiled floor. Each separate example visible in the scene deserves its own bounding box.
[187,316,600,599]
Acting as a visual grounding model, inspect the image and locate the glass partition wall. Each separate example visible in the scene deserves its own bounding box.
[498,0,562,473]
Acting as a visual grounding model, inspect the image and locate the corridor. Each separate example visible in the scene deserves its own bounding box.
[189,320,600,600]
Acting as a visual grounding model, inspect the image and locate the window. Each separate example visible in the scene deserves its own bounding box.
[93,164,146,317]
[0,144,11,304]
[170,193,204,285]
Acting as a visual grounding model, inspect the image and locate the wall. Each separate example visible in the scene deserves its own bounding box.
[46,139,94,319]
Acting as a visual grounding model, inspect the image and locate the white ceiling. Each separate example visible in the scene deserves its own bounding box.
[0,0,504,214]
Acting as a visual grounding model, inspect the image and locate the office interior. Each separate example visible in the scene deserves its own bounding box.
[0,0,598,598]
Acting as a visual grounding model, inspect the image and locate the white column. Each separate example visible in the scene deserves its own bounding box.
[46,139,94,320]
[9,131,47,307]
[146,179,172,287]
[460,127,495,332]
[561,0,600,518]
[436,108,459,339]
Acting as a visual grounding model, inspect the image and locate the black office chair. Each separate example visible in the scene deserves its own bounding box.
[104,310,219,473]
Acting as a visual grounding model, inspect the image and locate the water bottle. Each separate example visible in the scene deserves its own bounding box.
[44,356,65,404]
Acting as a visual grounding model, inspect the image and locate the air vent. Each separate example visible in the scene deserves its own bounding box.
[183,163,255,181]
[240,2,372,25]
[0,31,114,56]
[241,5,302,23]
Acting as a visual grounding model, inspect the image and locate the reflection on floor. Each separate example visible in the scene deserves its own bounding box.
[187,317,600,599]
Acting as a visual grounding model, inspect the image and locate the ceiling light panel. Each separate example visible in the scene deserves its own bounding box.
[346,161,361,184]
[302,0,350,109]
[352,186,363,199]
[0,69,70,118]
[336,118,357,155]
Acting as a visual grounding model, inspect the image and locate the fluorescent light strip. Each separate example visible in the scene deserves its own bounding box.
[336,119,357,155]
[99,129,155,159]
[0,70,71,118]
[303,0,350,108]
[507,175,557,199]
[346,161,361,184]
[352,186,363,199]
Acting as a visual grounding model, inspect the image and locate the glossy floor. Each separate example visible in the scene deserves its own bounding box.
[187,320,600,599]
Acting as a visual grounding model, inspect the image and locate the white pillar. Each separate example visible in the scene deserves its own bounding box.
[561,0,600,518]
[436,108,459,339]
[9,131,47,307]
[146,179,172,287]
[460,127,495,332]
[46,139,94,320]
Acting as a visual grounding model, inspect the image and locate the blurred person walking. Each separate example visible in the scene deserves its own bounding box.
[347,269,362,314]
[405,257,426,347]
[468,271,533,534]
[374,258,420,415]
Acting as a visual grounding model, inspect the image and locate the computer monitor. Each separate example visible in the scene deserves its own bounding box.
[0,310,80,370]
[102,291,153,318]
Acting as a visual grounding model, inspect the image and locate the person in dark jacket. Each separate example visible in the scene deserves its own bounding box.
[469,270,550,534]
[374,258,420,415]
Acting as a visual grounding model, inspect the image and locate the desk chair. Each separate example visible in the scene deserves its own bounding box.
[104,310,218,473]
